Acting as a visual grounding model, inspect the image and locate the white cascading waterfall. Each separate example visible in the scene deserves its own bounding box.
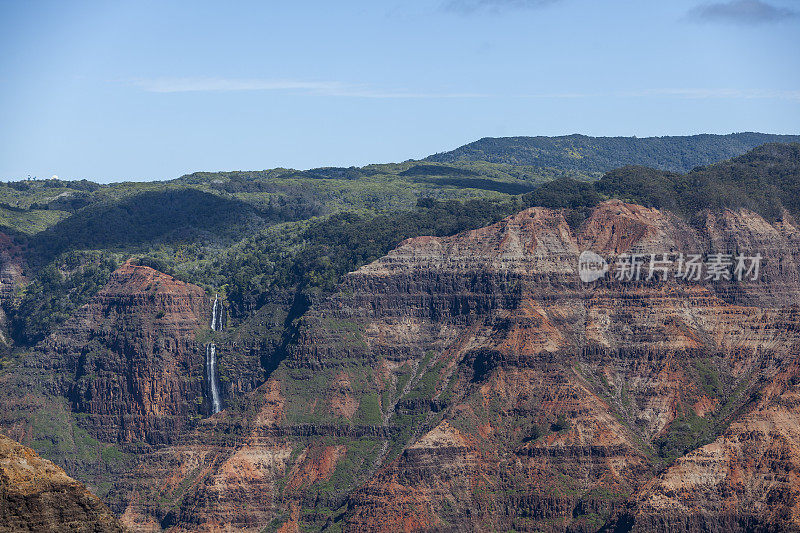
[207,294,223,414]
[211,294,222,331]
[206,342,221,414]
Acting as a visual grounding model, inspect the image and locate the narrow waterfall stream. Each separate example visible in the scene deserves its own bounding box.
[207,294,222,414]
[206,342,221,414]
[211,294,222,332]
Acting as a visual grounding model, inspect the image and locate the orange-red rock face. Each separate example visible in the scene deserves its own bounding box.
[621,361,800,532]
[332,201,800,532]
[30,261,212,445]
[0,433,123,532]
[104,201,800,532]
[9,201,800,532]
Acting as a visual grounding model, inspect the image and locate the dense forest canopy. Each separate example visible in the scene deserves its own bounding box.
[426,132,800,174]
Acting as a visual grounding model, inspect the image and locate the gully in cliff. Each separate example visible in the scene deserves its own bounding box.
[206,294,223,415]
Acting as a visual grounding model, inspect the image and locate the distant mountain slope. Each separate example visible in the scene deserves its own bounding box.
[521,142,800,229]
[595,142,800,219]
[425,132,800,173]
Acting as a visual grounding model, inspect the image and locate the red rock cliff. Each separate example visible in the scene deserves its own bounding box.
[33,261,211,445]
[10,201,800,532]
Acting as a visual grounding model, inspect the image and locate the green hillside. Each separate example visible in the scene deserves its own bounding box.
[425,132,800,174]
[524,142,800,223]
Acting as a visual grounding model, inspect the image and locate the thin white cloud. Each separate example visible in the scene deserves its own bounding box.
[135,78,345,93]
[133,77,486,98]
[686,0,799,25]
[516,92,596,98]
[622,88,800,100]
[131,79,800,101]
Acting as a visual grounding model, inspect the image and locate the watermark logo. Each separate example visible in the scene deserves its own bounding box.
[578,250,609,283]
[578,251,763,283]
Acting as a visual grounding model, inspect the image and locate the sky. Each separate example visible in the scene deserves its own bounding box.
[0,0,798,182]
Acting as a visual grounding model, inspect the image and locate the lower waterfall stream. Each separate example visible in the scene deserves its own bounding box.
[206,342,221,414]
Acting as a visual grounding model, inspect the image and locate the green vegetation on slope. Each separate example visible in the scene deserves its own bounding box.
[1,160,549,346]
[426,132,800,174]
[0,142,797,349]
[193,196,525,320]
[596,142,800,220]
[4,142,800,348]
[10,251,121,345]
[524,142,800,222]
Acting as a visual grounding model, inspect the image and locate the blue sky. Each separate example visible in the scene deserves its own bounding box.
[0,0,798,182]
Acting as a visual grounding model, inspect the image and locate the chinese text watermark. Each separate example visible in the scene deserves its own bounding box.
[578,251,762,283]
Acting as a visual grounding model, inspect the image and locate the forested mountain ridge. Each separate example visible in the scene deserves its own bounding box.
[0,141,798,354]
[524,142,800,223]
[425,132,800,173]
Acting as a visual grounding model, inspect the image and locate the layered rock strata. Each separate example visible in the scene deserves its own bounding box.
[8,200,800,532]
[0,433,123,532]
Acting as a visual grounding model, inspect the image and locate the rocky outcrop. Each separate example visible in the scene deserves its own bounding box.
[26,261,211,445]
[0,433,123,532]
[10,200,800,532]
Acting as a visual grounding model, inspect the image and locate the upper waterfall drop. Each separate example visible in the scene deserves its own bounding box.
[211,294,222,332]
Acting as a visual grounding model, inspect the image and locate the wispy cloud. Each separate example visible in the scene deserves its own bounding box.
[514,88,800,100]
[443,0,561,14]
[686,0,798,25]
[516,92,595,98]
[132,77,486,98]
[131,79,800,101]
[135,78,345,93]
[623,88,800,100]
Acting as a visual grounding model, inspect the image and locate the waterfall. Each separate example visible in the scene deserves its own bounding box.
[211,294,222,331]
[206,342,221,414]
[207,294,223,414]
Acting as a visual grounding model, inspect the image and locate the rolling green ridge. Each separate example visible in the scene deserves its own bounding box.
[528,142,800,223]
[0,160,553,346]
[426,132,800,174]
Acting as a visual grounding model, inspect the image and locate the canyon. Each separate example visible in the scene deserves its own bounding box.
[3,199,800,531]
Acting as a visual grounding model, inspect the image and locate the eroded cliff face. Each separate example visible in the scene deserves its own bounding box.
[24,261,212,445]
[6,200,800,532]
[0,433,122,532]
[1,261,264,449]
[108,200,800,532]
[620,359,800,532]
